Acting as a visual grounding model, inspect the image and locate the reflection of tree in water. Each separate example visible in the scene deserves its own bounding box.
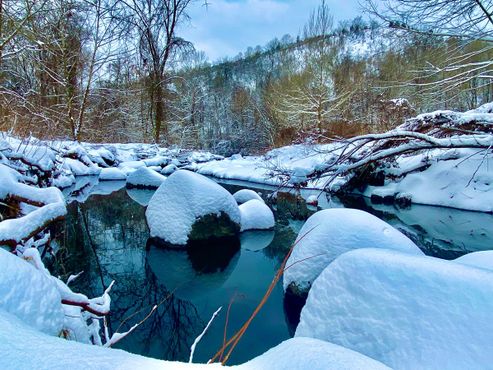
[113,262,204,362]
[48,189,205,362]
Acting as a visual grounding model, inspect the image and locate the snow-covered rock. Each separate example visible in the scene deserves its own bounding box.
[161,163,178,175]
[0,249,64,336]
[239,199,275,232]
[305,195,318,206]
[146,170,241,245]
[233,189,264,204]
[126,166,166,189]
[99,167,126,181]
[296,248,493,370]
[283,208,423,294]
[455,251,493,272]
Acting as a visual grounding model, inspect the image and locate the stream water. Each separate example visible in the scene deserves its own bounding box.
[47,178,493,365]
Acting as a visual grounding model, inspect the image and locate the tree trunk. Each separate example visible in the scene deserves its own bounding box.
[154,81,167,143]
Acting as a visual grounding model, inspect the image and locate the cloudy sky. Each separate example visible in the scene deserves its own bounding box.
[180,0,363,62]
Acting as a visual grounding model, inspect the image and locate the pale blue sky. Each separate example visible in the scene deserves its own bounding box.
[180,0,363,61]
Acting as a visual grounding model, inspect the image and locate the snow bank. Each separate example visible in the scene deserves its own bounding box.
[126,166,166,189]
[0,307,390,370]
[296,248,493,369]
[99,167,126,181]
[455,251,493,272]
[243,337,390,370]
[0,164,67,246]
[365,149,493,212]
[283,208,423,293]
[0,249,64,336]
[239,199,275,232]
[233,189,264,204]
[146,170,241,245]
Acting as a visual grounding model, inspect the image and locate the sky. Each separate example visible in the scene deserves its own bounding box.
[180,0,363,62]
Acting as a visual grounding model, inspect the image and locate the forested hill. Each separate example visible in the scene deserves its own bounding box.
[167,18,492,154]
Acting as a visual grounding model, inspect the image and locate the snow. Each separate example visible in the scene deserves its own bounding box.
[0,307,392,370]
[161,163,178,175]
[364,149,493,212]
[0,248,64,336]
[283,208,423,293]
[99,167,127,181]
[146,170,241,245]
[243,337,390,370]
[239,199,275,232]
[455,251,493,272]
[0,164,67,245]
[233,189,264,204]
[296,248,493,370]
[126,166,166,189]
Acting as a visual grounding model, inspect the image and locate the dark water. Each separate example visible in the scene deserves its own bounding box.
[48,178,493,364]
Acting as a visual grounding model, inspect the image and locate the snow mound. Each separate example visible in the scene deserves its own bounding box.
[244,337,390,370]
[0,249,64,336]
[126,166,166,189]
[239,199,275,232]
[99,167,126,181]
[146,170,241,245]
[233,189,264,204]
[283,208,423,293]
[455,251,493,272]
[296,248,493,369]
[0,308,390,370]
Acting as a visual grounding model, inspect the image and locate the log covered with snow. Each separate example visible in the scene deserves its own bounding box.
[296,248,493,369]
[145,170,241,246]
[283,208,423,296]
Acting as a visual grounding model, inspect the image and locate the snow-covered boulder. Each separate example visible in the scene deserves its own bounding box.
[0,249,64,336]
[233,189,264,204]
[161,163,178,175]
[99,167,126,181]
[283,208,423,295]
[126,167,166,189]
[455,251,493,272]
[146,170,241,246]
[296,248,493,369]
[239,199,275,232]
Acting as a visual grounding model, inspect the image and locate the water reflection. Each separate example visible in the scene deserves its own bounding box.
[49,180,493,365]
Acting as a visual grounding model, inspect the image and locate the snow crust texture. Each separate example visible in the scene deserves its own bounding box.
[283,208,423,292]
[239,199,275,232]
[146,170,240,245]
[296,248,493,370]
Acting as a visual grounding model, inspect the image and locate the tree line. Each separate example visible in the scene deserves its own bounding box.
[1,0,493,154]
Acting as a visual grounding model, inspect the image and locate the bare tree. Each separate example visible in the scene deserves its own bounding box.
[114,0,196,143]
